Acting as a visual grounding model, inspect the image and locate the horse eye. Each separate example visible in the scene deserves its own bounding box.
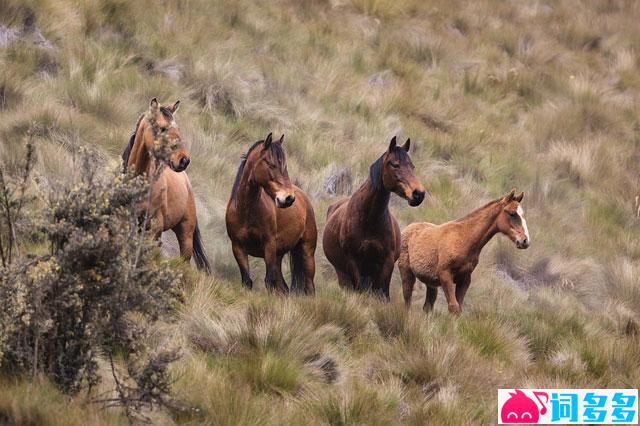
[508,211,518,218]
[160,127,169,133]
[390,162,400,168]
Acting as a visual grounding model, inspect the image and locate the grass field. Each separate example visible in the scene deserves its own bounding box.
[1,0,639,424]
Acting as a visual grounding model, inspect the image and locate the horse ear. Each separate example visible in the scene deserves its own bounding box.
[263,132,273,148]
[515,191,524,202]
[503,188,516,201]
[388,136,397,152]
[402,138,411,152]
[149,98,159,111]
[276,134,284,145]
[170,100,180,114]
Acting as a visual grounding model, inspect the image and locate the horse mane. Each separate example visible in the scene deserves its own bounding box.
[455,196,504,223]
[368,147,410,190]
[230,139,285,200]
[122,107,174,173]
[122,114,145,173]
[159,106,174,120]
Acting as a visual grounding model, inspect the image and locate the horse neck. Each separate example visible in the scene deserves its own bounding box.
[130,121,153,176]
[235,160,263,219]
[352,178,390,227]
[458,202,502,255]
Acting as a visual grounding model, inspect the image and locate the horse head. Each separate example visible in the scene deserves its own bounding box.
[378,136,425,206]
[248,133,295,208]
[144,98,190,172]
[496,189,531,249]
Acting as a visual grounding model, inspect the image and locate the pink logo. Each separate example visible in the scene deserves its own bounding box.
[501,389,548,423]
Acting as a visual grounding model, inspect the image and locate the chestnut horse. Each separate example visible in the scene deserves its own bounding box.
[225,133,317,294]
[399,189,530,314]
[323,137,426,299]
[122,98,210,272]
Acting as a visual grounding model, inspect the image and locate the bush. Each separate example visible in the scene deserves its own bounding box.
[0,144,183,418]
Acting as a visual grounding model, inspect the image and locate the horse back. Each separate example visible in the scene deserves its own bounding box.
[326,198,348,219]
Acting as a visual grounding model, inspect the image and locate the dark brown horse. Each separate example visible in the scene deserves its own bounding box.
[323,137,426,299]
[225,133,317,294]
[399,189,530,314]
[122,98,210,272]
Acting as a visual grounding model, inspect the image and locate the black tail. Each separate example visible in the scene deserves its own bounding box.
[192,222,211,274]
[289,246,306,294]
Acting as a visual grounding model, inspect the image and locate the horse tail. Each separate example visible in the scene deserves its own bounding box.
[192,222,211,274]
[289,246,306,293]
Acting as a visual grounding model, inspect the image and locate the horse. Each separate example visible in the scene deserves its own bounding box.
[398,189,530,315]
[322,136,426,299]
[122,98,210,273]
[225,133,317,294]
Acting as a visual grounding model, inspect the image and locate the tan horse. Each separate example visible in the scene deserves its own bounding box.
[323,137,426,299]
[399,189,530,314]
[122,98,210,272]
[225,133,317,294]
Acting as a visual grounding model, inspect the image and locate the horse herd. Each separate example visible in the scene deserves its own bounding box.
[123,99,531,314]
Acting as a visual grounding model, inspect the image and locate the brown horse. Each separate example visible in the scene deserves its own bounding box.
[323,137,426,299]
[399,189,530,314]
[225,133,317,294]
[122,98,210,272]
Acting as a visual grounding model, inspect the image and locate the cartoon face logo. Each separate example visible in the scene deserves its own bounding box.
[501,390,548,423]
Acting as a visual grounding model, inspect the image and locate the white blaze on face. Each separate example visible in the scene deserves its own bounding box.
[517,205,530,241]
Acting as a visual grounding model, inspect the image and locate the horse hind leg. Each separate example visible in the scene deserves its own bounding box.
[399,263,417,309]
[289,241,316,295]
[424,286,438,313]
[174,220,194,262]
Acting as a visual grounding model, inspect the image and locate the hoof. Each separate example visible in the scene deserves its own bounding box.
[448,304,462,315]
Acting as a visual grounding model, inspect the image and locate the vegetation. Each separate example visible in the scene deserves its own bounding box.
[1,0,639,424]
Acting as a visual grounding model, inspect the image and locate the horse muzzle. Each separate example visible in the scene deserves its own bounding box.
[275,193,295,208]
[171,156,190,172]
[516,237,530,249]
[408,189,426,206]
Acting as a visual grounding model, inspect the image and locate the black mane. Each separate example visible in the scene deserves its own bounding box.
[122,114,145,173]
[230,139,285,200]
[368,146,410,190]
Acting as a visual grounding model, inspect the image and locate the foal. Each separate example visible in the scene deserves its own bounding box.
[323,137,426,299]
[122,98,210,272]
[225,133,317,294]
[399,189,530,314]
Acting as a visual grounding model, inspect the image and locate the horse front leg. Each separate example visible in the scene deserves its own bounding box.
[274,254,290,294]
[264,240,288,294]
[454,273,472,312]
[439,270,461,315]
[375,258,395,302]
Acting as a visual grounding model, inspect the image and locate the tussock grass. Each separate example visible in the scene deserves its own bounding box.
[1,0,639,423]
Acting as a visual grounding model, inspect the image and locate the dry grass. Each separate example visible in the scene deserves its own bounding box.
[1,0,639,423]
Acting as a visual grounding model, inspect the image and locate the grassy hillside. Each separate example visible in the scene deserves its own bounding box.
[1,0,639,424]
